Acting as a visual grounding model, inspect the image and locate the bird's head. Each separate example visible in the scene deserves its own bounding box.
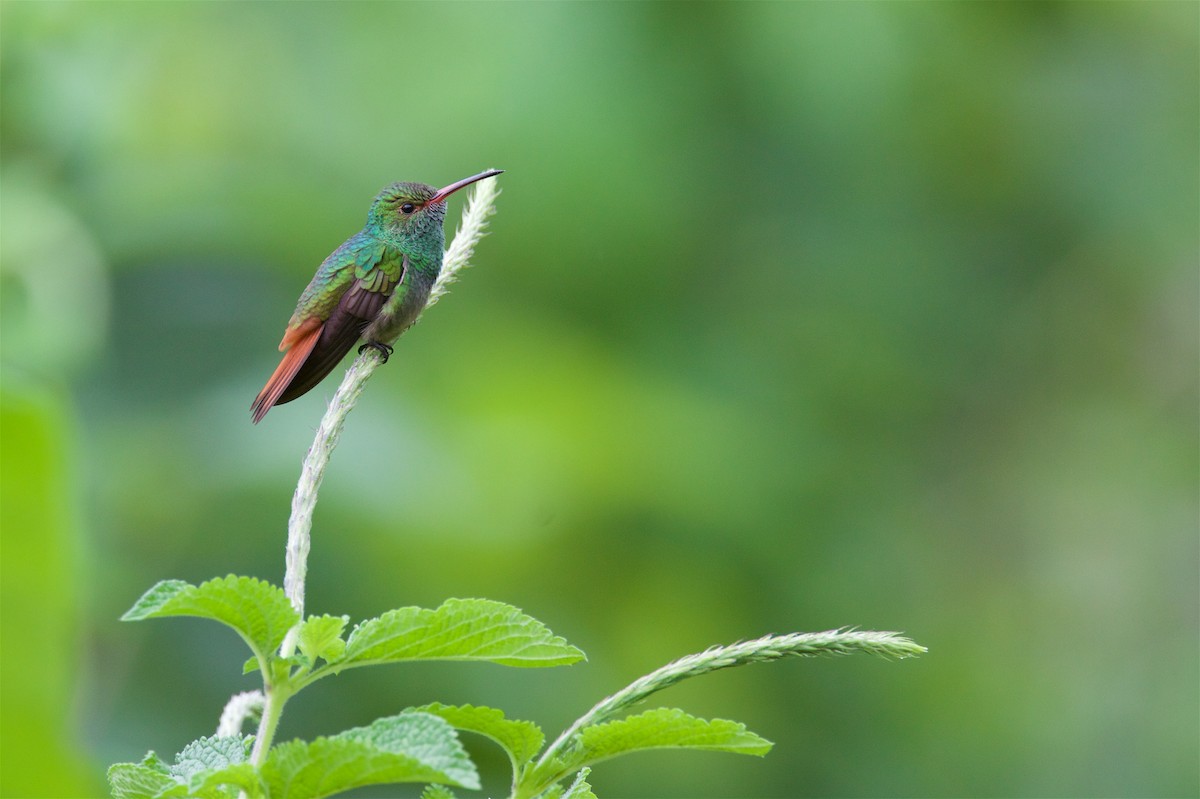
[368,169,502,256]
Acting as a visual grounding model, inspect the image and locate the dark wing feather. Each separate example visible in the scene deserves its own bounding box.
[273,282,390,405]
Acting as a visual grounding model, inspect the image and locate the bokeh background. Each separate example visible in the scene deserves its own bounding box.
[2,3,1196,797]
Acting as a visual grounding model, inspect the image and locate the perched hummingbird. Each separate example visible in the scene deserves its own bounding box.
[251,169,502,423]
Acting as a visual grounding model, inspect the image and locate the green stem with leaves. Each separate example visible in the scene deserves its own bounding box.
[250,176,502,760]
[248,683,290,768]
[518,629,927,797]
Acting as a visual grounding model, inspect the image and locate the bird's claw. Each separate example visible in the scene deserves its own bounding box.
[358,341,394,363]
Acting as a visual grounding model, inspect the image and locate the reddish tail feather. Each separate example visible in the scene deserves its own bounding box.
[250,324,322,424]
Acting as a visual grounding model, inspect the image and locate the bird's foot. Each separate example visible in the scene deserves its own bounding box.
[358,341,394,363]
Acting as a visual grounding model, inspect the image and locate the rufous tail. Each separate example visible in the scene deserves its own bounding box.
[250,324,322,424]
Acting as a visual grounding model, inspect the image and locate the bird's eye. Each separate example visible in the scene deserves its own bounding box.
[400,202,416,214]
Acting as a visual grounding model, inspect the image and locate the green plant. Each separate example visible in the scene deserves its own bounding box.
[108,179,925,799]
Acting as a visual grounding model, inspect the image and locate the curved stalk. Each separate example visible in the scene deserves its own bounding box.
[238,175,501,770]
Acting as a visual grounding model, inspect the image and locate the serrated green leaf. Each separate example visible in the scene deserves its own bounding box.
[571,708,771,768]
[170,736,259,796]
[179,763,259,798]
[109,738,258,799]
[419,785,457,799]
[298,614,349,665]
[107,763,176,799]
[170,735,251,781]
[535,767,596,799]
[341,599,584,669]
[333,713,478,786]
[121,576,298,661]
[561,767,597,799]
[260,711,480,799]
[140,751,170,774]
[319,638,345,663]
[412,702,544,767]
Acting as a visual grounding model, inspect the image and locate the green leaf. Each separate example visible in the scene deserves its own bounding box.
[298,614,349,665]
[178,764,259,798]
[412,702,544,767]
[122,576,298,662]
[169,736,251,781]
[107,762,175,799]
[260,711,480,799]
[108,739,260,799]
[560,768,597,799]
[341,598,584,669]
[141,751,171,774]
[2,380,99,797]
[419,786,457,799]
[526,708,758,795]
[535,768,596,799]
[571,708,772,768]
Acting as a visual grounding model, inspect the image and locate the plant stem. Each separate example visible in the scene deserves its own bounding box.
[278,351,381,657]
[248,682,291,767]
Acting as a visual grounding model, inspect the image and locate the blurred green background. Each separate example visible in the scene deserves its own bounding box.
[1,2,1196,797]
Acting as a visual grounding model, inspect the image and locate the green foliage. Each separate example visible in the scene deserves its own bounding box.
[513,631,925,796]
[259,713,479,798]
[296,614,350,666]
[412,702,545,770]
[122,576,298,668]
[111,577,585,798]
[107,716,478,799]
[108,759,178,799]
[574,709,772,765]
[107,738,256,799]
[0,381,100,796]
[111,574,922,798]
[171,736,254,784]
[519,711,770,798]
[339,598,584,669]
[540,769,596,799]
[419,786,458,799]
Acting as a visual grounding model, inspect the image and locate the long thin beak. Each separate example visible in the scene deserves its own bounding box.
[429,169,504,204]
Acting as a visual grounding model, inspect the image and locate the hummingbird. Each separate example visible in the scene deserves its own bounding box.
[251,169,502,423]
